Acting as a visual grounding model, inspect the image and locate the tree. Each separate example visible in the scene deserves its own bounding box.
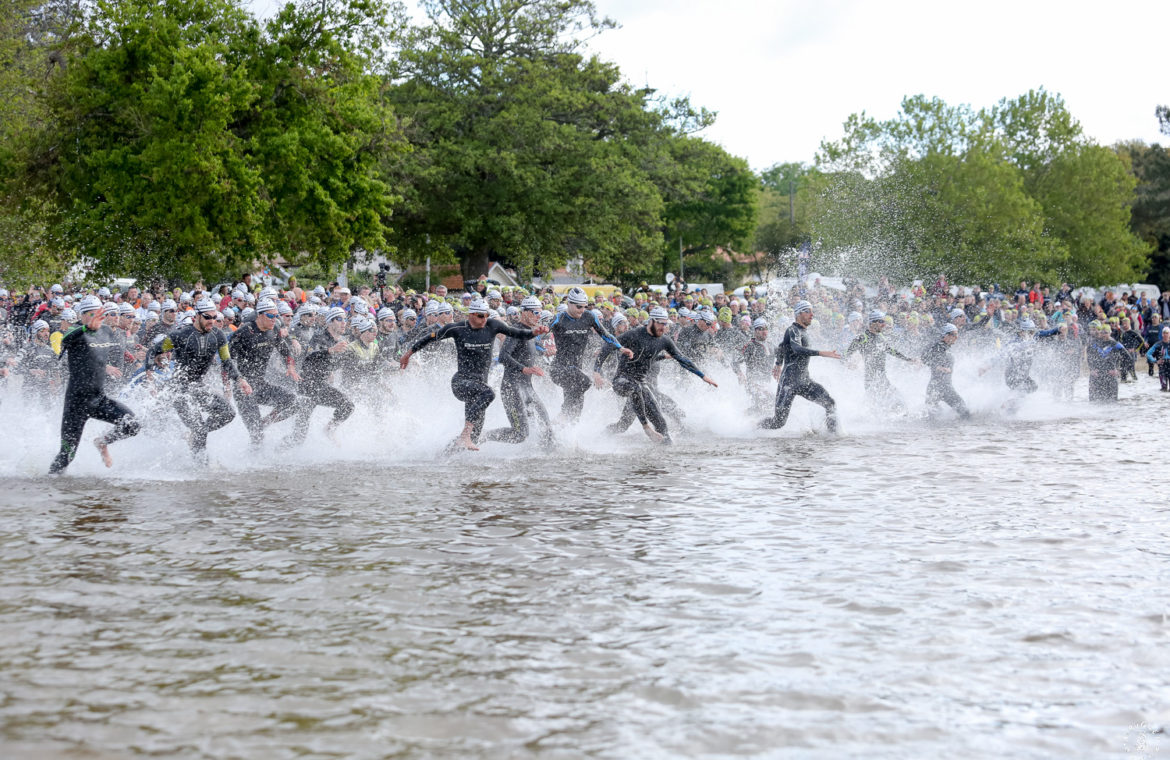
[20,0,401,282]
[815,90,1149,286]
[0,0,80,288]
[657,134,758,280]
[1118,140,1170,290]
[387,0,671,283]
[754,162,815,273]
[386,0,755,287]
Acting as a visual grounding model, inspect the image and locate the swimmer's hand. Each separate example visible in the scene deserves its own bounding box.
[702,376,718,388]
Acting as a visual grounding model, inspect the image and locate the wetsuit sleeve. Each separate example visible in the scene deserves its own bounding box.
[788,336,820,358]
[589,313,623,350]
[1036,328,1061,340]
[1147,342,1162,363]
[499,337,527,372]
[593,341,618,373]
[488,319,535,341]
[662,336,704,378]
[885,343,913,361]
[217,332,241,380]
[844,334,865,358]
[408,322,456,353]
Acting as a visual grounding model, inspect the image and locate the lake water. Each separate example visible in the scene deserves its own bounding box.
[1,358,1168,758]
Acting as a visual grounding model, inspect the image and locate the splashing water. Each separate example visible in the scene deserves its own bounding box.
[0,347,1166,758]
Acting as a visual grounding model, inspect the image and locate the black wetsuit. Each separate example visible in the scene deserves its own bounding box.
[18,337,60,407]
[921,339,969,418]
[229,321,298,444]
[410,319,538,441]
[845,328,913,410]
[483,331,553,445]
[733,337,774,411]
[549,311,623,420]
[1003,338,1038,395]
[48,324,141,473]
[1086,337,1131,402]
[165,324,240,456]
[284,329,355,447]
[595,325,705,439]
[676,325,716,365]
[761,322,838,432]
[1119,329,1146,381]
[1147,340,1170,390]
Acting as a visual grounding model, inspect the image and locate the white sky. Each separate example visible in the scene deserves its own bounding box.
[587,0,1170,170]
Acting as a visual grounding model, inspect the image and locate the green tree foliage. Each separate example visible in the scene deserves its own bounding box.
[387,0,755,286]
[816,90,1150,286]
[754,162,814,273]
[0,0,79,288]
[20,0,401,282]
[1118,140,1170,290]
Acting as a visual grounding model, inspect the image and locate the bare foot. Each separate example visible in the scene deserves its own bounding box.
[324,422,340,444]
[94,437,112,468]
[642,423,664,443]
[455,435,480,451]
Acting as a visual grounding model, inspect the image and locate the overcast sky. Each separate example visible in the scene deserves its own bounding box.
[246,0,1170,171]
[586,0,1170,170]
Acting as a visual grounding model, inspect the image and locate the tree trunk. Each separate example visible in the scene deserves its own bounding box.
[461,246,491,283]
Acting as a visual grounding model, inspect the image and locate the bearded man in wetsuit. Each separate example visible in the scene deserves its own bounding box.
[48,296,141,473]
[548,287,630,421]
[759,300,842,433]
[844,310,916,414]
[230,299,300,445]
[400,298,548,451]
[921,323,970,418]
[595,306,717,444]
[482,296,555,446]
[165,299,252,462]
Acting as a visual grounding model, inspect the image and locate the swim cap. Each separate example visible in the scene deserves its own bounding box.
[97,286,111,298]
[848,311,862,322]
[566,287,588,305]
[1018,319,1036,331]
[753,317,769,329]
[194,299,217,315]
[649,306,669,322]
[487,290,501,300]
[77,296,102,314]
[400,308,417,320]
[941,323,958,335]
[356,317,376,333]
[32,319,49,332]
[611,313,628,327]
[793,300,813,315]
[277,301,293,316]
[147,301,161,312]
[700,310,716,324]
[100,301,119,315]
[60,308,77,322]
[325,307,346,323]
[949,308,965,320]
[469,298,490,314]
[520,296,541,312]
[221,307,236,319]
[118,303,135,316]
[377,307,396,322]
[256,299,279,315]
[50,284,63,294]
[868,310,886,323]
[435,302,453,315]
